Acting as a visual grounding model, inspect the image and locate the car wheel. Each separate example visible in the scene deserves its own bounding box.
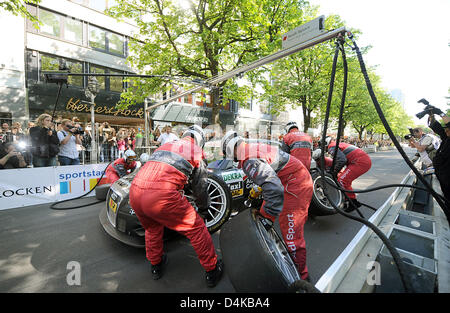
[185,172,232,234]
[95,184,111,201]
[308,170,344,216]
[219,209,301,292]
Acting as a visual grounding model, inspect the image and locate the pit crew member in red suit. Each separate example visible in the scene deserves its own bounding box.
[129,125,223,287]
[222,130,313,281]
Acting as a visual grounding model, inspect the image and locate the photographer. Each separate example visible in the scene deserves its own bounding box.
[29,114,60,167]
[427,108,450,218]
[0,142,27,169]
[407,127,440,168]
[57,119,82,166]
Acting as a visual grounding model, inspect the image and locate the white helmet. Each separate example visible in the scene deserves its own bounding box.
[139,153,150,164]
[182,124,206,148]
[285,121,299,133]
[221,130,243,159]
[124,149,137,162]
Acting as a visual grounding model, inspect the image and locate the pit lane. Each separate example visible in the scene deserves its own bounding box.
[0,148,416,292]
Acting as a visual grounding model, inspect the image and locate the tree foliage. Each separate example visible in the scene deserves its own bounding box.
[0,0,41,27]
[108,0,309,124]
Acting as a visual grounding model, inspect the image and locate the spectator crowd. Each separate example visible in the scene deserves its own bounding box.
[0,115,180,169]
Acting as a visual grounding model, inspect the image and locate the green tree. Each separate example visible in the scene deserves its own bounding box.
[0,0,41,27]
[108,0,308,125]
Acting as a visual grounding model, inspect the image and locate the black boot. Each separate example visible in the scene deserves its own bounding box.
[151,254,168,280]
[205,259,224,288]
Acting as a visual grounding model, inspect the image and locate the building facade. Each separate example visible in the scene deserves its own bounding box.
[0,0,289,137]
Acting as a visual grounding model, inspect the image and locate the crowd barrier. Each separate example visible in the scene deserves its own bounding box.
[0,164,108,210]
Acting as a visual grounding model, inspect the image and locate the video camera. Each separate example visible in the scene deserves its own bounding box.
[68,126,84,135]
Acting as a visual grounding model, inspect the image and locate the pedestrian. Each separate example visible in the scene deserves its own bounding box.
[29,113,60,167]
[317,136,372,211]
[57,119,82,166]
[129,125,224,287]
[221,130,313,281]
[157,125,179,145]
[281,121,313,170]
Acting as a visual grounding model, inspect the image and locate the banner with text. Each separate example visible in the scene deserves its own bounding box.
[0,164,108,210]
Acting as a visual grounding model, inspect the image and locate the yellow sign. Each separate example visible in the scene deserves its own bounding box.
[66,98,144,118]
[108,198,117,213]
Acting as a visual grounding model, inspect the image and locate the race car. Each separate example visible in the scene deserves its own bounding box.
[99,139,344,248]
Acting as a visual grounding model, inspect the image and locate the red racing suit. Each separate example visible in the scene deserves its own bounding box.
[105,158,137,184]
[325,142,372,200]
[129,137,217,271]
[282,129,313,170]
[237,142,313,279]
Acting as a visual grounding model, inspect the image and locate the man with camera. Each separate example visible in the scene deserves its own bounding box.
[407,127,440,168]
[57,119,82,166]
[413,98,449,221]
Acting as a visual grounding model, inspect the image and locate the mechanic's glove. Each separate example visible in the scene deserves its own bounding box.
[197,206,210,220]
[249,185,262,199]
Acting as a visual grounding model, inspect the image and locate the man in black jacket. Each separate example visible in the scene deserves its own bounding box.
[428,108,450,222]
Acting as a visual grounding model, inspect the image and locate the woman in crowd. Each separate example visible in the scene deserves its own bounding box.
[29,113,60,167]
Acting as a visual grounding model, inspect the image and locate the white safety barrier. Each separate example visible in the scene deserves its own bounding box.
[0,164,108,210]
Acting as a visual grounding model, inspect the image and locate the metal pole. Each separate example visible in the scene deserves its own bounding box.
[144,98,149,147]
[146,27,347,112]
[90,97,97,163]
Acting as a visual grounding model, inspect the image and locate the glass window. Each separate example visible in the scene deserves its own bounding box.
[40,10,61,37]
[89,25,106,50]
[108,32,124,55]
[66,60,83,87]
[90,65,106,90]
[64,17,83,44]
[109,70,124,92]
[89,0,107,12]
[40,54,60,82]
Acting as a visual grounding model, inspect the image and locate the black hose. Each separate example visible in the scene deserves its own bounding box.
[317,36,414,293]
[347,32,448,214]
[50,160,113,210]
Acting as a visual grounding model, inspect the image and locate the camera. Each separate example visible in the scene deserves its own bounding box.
[69,126,84,135]
[415,98,434,119]
[404,128,414,140]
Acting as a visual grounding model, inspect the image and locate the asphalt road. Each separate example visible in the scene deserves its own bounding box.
[0,147,416,293]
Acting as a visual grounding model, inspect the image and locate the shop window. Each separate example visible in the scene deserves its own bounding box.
[40,53,84,87]
[89,65,106,90]
[66,60,84,87]
[109,70,124,92]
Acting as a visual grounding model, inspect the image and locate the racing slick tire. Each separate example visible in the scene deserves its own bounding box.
[186,172,232,234]
[95,184,111,201]
[308,170,344,216]
[219,209,302,292]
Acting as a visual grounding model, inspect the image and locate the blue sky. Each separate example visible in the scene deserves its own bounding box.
[308,0,450,124]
